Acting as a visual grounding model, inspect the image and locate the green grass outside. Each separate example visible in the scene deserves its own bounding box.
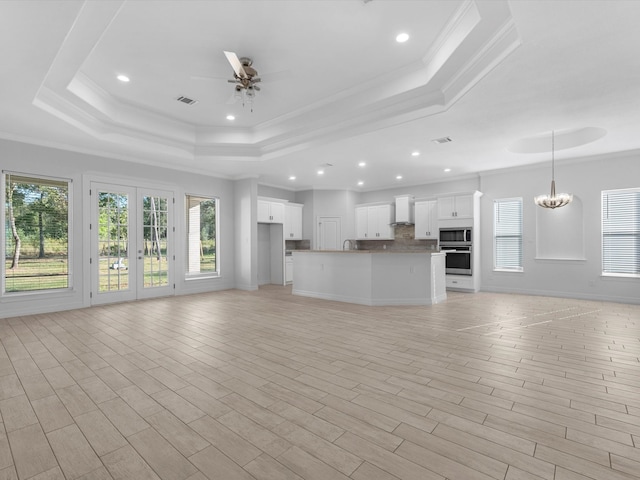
[4,252,216,293]
[4,256,68,291]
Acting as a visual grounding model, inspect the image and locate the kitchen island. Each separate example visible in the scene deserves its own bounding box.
[292,250,446,306]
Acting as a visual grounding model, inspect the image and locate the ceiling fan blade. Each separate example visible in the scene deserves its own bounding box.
[224,51,247,79]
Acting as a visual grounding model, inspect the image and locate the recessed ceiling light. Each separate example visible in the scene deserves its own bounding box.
[396,175,403,180]
[396,33,409,43]
[289,176,296,181]
[444,168,451,172]
[411,151,420,157]
[357,181,364,186]
[317,170,324,175]
[226,115,235,121]
[117,74,130,83]
[358,161,366,167]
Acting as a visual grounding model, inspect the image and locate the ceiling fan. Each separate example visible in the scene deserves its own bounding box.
[224,51,260,109]
[191,51,290,108]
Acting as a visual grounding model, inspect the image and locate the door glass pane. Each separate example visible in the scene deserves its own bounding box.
[142,195,169,288]
[98,192,129,292]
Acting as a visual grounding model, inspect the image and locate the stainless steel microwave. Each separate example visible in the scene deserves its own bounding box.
[439,227,472,245]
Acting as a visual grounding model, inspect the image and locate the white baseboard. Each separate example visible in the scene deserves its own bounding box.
[480,286,640,305]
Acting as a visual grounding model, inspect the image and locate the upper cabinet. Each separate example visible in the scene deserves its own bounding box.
[355,204,394,240]
[414,200,438,239]
[355,206,368,239]
[284,203,303,239]
[437,194,474,219]
[258,199,285,223]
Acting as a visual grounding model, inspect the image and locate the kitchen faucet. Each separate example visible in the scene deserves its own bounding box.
[342,239,354,250]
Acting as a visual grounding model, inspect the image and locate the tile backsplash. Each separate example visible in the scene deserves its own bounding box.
[286,239,310,251]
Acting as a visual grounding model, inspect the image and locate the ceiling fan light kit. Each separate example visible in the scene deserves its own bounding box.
[534,130,573,209]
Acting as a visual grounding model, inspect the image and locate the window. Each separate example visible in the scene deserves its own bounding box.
[186,194,218,277]
[602,187,640,277]
[494,198,523,271]
[3,173,71,293]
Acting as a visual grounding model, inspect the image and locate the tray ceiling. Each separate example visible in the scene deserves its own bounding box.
[2,1,640,191]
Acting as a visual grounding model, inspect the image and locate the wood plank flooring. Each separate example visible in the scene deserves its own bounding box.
[0,286,639,479]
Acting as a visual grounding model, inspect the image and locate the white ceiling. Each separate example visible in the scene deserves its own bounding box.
[2,0,640,192]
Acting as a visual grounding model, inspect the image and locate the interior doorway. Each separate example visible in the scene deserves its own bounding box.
[257,223,284,285]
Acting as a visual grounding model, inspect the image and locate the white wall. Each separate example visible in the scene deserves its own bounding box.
[305,190,357,248]
[358,177,481,204]
[295,190,314,242]
[479,151,640,304]
[1,138,237,318]
[234,178,258,291]
[257,184,296,202]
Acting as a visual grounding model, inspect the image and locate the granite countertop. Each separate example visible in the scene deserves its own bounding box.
[295,250,443,254]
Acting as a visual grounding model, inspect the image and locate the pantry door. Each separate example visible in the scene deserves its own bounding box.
[90,183,174,305]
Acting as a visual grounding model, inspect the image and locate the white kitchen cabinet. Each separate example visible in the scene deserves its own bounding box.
[414,200,438,239]
[258,200,285,223]
[285,256,293,283]
[284,203,303,239]
[355,204,394,240]
[355,206,368,239]
[366,207,379,238]
[437,194,474,219]
[445,274,475,291]
[292,251,446,305]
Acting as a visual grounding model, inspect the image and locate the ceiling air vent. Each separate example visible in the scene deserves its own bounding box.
[432,136,452,144]
[176,96,198,106]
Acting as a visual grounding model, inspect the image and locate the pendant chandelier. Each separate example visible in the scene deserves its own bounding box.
[534,130,573,209]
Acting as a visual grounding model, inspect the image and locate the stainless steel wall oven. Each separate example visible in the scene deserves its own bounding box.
[440,227,473,275]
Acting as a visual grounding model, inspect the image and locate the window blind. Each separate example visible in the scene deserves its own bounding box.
[602,188,640,276]
[494,198,523,271]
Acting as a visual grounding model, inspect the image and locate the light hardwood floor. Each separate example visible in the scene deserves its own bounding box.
[0,286,639,480]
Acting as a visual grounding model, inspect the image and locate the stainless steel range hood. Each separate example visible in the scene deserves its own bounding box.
[392,195,414,226]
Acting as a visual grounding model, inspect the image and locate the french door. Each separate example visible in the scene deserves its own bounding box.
[90,183,174,305]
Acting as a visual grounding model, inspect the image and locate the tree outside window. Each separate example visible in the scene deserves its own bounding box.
[4,173,70,292]
[186,195,218,277]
